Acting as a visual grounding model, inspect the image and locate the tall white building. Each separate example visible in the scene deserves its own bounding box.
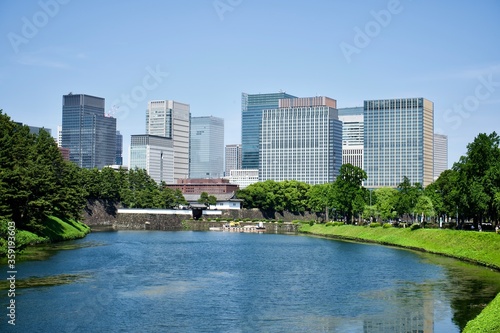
[225,144,242,176]
[364,98,434,188]
[189,116,224,178]
[434,133,448,180]
[57,125,62,147]
[146,100,190,181]
[129,134,174,184]
[338,107,364,170]
[260,96,342,185]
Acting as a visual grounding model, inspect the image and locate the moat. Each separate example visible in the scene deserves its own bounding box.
[2,230,500,332]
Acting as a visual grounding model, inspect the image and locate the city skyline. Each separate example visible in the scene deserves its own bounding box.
[1,1,499,168]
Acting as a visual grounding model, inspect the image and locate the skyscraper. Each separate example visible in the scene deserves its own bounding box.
[241,92,296,169]
[364,98,434,188]
[433,133,448,180]
[146,100,190,181]
[260,96,342,184]
[189,116,224,179]
[61,93,116,169]
[129,134,174,184]
[225,144,242,176]
[338,107,364,170]
[116,131,123,165]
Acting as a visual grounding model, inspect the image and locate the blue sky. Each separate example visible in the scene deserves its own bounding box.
[1,0,499,168]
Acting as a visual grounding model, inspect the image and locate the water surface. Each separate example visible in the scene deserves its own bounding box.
[1,230,499,332]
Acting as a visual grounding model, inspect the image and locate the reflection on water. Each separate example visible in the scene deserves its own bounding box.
[1,231,498,333]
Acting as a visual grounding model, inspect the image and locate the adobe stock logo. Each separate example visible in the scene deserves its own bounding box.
[111,65,169,121]
[213,0,242,21]
[443,73,500,130]
[339,0,405,64]
[7,0,71,54]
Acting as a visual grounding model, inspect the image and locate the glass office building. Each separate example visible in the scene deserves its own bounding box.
[241,92,296,170]
[260,96,342,184]
[189,116,224,179]
[116,131,123,165]
[61,94,116,169]
[364,98,434,188]
[146,100,190,181]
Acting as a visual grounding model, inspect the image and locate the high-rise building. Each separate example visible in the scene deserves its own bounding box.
[260,96,342,185]
[27,125,51,136]
[116,131,123,166]
[226,169,259,189]
[225,144,242,176]
[61,93,116,169]
[129,134,174,184]
[241,92,296,169]
[364,98,434,188]
[57,125,62,147]
[434,133,448,180]
[338,107,364,170]
[146,100,190,181]
[189,116,224,179]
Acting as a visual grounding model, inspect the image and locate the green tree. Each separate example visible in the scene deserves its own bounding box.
[280,180,311,213]
[396,176,423,221]
[333,164,367,223]
[0,111,88,231]
[308,183,332,216]
[452,132,500,226]
[198,192,217,207]
[374,187,398,222]
[414,195,435,225]
[120,168,159,208]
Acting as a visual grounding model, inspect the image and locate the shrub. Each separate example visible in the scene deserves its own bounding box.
[369,222,382,228]
[410,223,421,231]
[325,222,334,227]
[309,221,315,226]
[383,223,393,228]
[332,222,344,227]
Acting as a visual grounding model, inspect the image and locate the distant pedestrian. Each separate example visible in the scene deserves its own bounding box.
[496,225,499,234]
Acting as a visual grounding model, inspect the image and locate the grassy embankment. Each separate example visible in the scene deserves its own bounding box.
[298,223,500,333]
[1,216,90,260]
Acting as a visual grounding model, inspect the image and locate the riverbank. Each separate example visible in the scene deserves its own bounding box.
[0,216,90,261]
[298,223,500,333]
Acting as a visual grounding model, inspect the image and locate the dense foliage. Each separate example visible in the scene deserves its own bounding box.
[0,111,85,233]
[0,110,186,240]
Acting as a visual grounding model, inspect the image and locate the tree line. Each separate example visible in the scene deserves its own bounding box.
[2,107,499,233]
[0,110,186,236]
[238,132,500,227]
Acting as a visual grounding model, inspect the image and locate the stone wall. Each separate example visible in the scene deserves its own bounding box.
[83,199,319,231]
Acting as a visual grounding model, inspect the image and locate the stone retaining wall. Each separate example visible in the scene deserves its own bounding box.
[83,199,318,231]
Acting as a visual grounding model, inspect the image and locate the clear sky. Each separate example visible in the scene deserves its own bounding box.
[1,0,499,169]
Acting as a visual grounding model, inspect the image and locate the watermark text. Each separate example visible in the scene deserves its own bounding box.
[6,221,16,326]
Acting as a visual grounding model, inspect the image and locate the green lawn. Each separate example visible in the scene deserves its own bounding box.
[38,216,91,242]
[298,223,500,333]
[0,216,90,259]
